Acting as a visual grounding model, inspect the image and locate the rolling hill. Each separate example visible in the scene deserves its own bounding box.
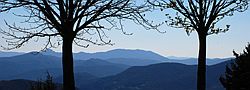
[0,53,129,80]
[81,61,229,90]
[0,52,61,80]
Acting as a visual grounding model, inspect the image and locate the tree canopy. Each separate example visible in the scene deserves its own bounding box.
[220,43,250,90]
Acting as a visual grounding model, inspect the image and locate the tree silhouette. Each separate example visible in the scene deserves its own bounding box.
[148,0,249,90]
[0,0,155,90]
[220,44,250,90]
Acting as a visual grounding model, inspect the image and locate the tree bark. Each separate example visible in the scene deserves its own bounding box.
[197,33,207,90]
[62,36,75,90]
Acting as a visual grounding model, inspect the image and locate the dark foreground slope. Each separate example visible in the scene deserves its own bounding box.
[0,79,63,90]
[0,79,35,90]
[0,79,34,90]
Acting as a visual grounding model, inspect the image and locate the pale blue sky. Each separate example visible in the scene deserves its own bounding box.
[0,5,250,58]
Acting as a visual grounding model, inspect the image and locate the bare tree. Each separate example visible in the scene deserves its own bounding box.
[148,0,249,90]
[0,0,156,90]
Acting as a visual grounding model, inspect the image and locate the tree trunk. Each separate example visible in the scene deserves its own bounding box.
[197,33,207,90]
[62,37,75,90]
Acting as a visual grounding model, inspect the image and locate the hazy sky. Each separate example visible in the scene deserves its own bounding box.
[0,4,250,58]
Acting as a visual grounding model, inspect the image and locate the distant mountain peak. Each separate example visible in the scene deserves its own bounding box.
[22,51,44,56]
[45,48,55,52]
[41,49,61,57]
[86,58,108,63]
[108,49,154,53]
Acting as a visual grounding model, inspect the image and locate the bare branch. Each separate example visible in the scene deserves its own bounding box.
[0,0,155,50]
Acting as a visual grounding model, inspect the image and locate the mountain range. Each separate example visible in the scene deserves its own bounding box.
[0,49,229,65]
[0,49,230,90]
